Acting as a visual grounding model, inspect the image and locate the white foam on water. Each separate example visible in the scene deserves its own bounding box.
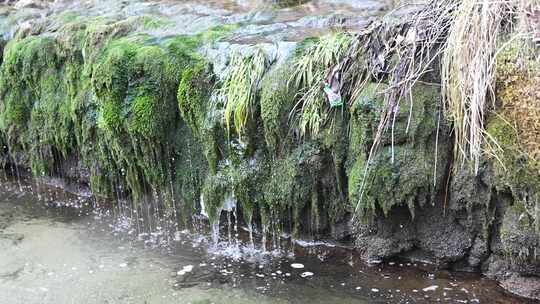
[207,241,283,263]
[300,272,314,278]
[290,263,304,269]
[294,239,336,248]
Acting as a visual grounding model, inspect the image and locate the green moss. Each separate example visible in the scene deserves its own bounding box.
[56,11,82,24]
[0,35,73,175]
[92,38,179,138]
[489,38,539,237]
[347,82,448,218]
[92,39,137,129]
[89,36,185,200]
[130,46,178,139]
[176,58,223,173]
[202,171,228,223]
[263,155,300,207]
[263,144,320,235]
[177,60,213,136]
[173,124,208,226]
[164,24,238,58]
[0,14,212,234]
[500,202,540,261]
[0,13,213,205]
[141,16,175,30]
[260,62,296,154]
[273,0,310,8]
[198,24,239,43]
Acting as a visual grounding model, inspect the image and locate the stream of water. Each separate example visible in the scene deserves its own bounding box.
[0,176,533,304]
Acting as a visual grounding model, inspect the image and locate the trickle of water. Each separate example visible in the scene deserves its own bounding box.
[227,211,232,244]
[261,222,268,252]
[211,218,220,245]
[233,205,239,245]
[248,222,255,249]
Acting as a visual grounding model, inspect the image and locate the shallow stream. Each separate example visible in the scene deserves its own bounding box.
[0,176,532,304]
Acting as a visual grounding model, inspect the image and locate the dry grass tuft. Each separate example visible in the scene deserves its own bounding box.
[441,0,510,174]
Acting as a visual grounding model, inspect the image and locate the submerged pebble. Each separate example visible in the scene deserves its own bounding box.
[291,263,304,269]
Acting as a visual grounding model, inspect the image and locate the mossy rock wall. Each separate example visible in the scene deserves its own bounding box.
[0,16,222,220]
[0,14,353,238]
[0,7,537,282]
[347,82,450,219]
[484,40,540,274]
[0,14,424,240]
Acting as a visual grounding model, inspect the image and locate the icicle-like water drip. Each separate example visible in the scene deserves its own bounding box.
[200,191,222,246]
[168,152,179,234]
[227,211,232,243]
[261,223,267,252]
[248,221,255,249]
[261,208,268,252]
[223,192,237,245]
[269,208,278,251]
[233,205,239,246]
[211,218,220,245]
[151,187,161,238]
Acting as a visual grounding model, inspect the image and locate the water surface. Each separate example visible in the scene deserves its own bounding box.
[0,177,531,304]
